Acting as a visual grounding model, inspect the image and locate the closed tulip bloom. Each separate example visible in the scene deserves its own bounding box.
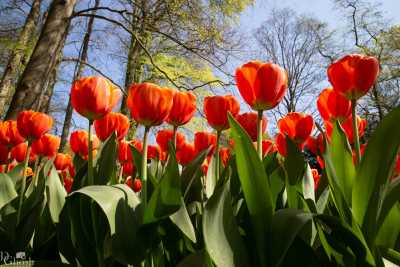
[69,130,100,158]
[317,88,351,121]
[126,177,141,192]
[325,116,367,144]
[0,143,9,164]
[327,54,379,100]
[176,142,197,166]
[54,153,72,171]
[17,110,53,140]
[235,61,288,110]
[278,112,314,144]
[118,139,142,163]
[204,95,240,131]
[156,129,186,151]
[219,147,231,167]
[236,112,267,141]
[64,177,74,193]
[32,134,60,158]
[127,83,174,127]
[0,120,25,147]
[167,91,197,126]
[94,112,129,141]
[122,162,136,176]
[71,76,122,120]
[10,142,36,162]
[194,132,217,156]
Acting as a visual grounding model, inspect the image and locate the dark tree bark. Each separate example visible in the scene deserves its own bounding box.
[0,0,42,116]
[5,0,77,119]
[59,0,99,152]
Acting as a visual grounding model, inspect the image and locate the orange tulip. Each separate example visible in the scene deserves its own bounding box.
[127,83,174,127]
[156,129,186,152]
[32,134,60,158]
[10,142,36,163]
[0,143,9,164]
[118,139,142,163]
[176,142,197,166]
[71,76,122,120]
[327,54,379,100]
[305,134,325,155]
[69,130,99,158]
[261,140,277,156]
[278,112,314,144]
[194,132,217,156]
[54,153,72,171]
[236,112,267,141]
[325,115,366,144]
[235,61,288,110]
[204,95,240,131]
[167,91,196,126]
[17,110,53,140]
[94,112,129,141]
[311,169,320,190]
[275,132,305,157]
[219,147,231,167]
[317,88,351,121]
[0,120,25,147]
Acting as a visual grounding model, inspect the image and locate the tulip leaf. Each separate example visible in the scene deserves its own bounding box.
[0,173,18,210]
[203,180,250,267]
[205,155,217,198]
[376,202,400,249]
[95,132,117,185]
[352,106,400,243]
[270,209,314,267]
[284,137,306,185]
[170,197,197,243]
[377,178,400,230]
[328,122,355,205]
[45,166,67,224]
[143,150,181,224]
[176,250,214,267]
[181,149,208,203]
[302,164,315,202]
[228,113,273,267]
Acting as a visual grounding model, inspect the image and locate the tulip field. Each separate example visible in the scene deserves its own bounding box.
[0,54,400,267]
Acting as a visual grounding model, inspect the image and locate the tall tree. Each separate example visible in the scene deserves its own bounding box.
[255,8,327,116]
[5,0,77,119]
[0,0,42,116]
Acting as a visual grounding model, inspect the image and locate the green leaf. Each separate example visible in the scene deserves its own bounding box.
[329,122,355,205]
[170,197,197,243]
[352,106,400,244]
[205,155,217,198]
[377,178,400,231]
[203,180,249,267]
[0,173,18,210]
[143,150,181,224]
[284,137,306,185]
[95,132,117,185]
[228,114,273,267]
[176,251,214,267]
[181,149,208,203]
[45,167,66,223]
[302,164,315,202]
[376,203,400,249]
[130,144,143,178]
[270,209,314,267]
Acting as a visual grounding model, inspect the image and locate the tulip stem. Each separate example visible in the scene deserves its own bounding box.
[16,142,31,225]
[172,125,177,149]
[88,120,94,185]
[257,110,263,160]
[352,100,361,165]
[141,126,150,209]
[215,131,221,182]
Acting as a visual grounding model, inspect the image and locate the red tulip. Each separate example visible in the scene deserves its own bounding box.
[0,143,9,164]
[32,134,60,158]
[64,177,74,193]
[10,142,36,162]
[194,132,217,156]
[54,153,72,171]
[219,147,231,167]
[122,162,136,176]
[275,133,305,157]
[127,83,174,127]
[17,110,53,140]
[392,155,400,179]
[311,169,320,190]
[147,145,163,160]
[204,95,240,131]
[278,112,314,144]
[317,88,351,121]
[71,76,122,120]
[317,156,325,170]
[69,130,100,158]
[305,134,325,155]
[167,91,197,126]
[118,139,142,163]
[236,112,267,141]
[0,120,24,147]
[94,112,129,141]
[156,129,186,151]
[327,54,379,100]
[176,142,197,166]
[261,139,277,156]
[133,178,142,192]
[325,116,366,144]
[235,61,288,110]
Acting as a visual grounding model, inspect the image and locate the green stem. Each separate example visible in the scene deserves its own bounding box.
[257,110,264,160]
[141,126,150,209]
[351,100,361,165]
[172,125,177,149]
[16,142,31,225]
[88,120,94,185]
[215,131,221,182]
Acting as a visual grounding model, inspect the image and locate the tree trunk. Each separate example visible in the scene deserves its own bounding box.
[59,0,99,152]
[371,84,384,121]
[5,0,77,120]
[0,0,42,116]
